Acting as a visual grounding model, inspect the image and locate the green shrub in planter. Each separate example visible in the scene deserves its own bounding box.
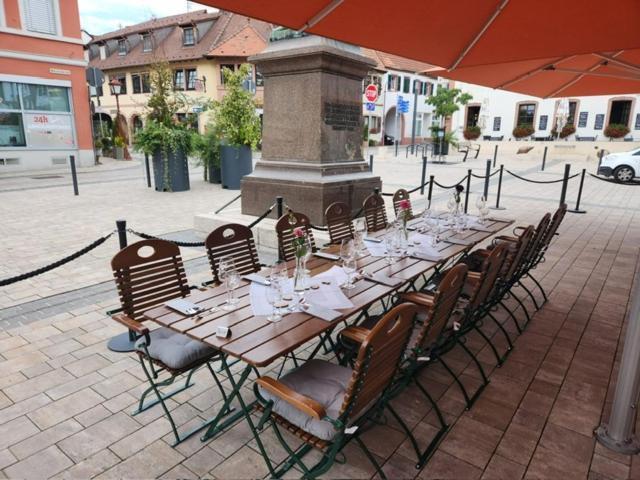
[114,136,126,159]
[604,123,630,139]
[463,125,481,140]
[193,126,221,184]
[513,124,535,139]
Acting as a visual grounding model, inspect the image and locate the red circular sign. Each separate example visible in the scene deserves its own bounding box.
[364,84,378,102]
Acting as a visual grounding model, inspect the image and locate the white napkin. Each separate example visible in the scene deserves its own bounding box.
[364,240,387,257]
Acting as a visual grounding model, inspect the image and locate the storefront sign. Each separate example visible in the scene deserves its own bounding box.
[24,113,74,148]
[49,68,71,76]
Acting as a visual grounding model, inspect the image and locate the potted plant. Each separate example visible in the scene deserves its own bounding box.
[114,136,126,160]
[213,64,261,190]
[427,86,472,155]
[463,125,481,140]
[551,123,576,139]
[193,125,221,184]
[134,62,195,192]
[512,124,535,139]
[604,123,630,140]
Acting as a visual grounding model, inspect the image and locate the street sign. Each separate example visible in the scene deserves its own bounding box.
[192,105,204,113]
[365,102,375,111]
[364,84,378,103]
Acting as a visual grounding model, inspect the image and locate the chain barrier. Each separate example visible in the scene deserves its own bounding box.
[309,224,329,231]
[248,203,277,228]
[587,173,640,186]
[0,232,115,287]
[128,229,206,247]
[433,174,469,189]
[470,169,500,179]
[505,169,580,184]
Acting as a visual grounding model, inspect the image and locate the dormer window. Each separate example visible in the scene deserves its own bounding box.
[142,33,152,53]
[183,27,195,46]
[117,39,127,56]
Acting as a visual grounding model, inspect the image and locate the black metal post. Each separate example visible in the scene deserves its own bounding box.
[598,149,605,171]
[491,164,506,210]
[374,187,380,196]
[108,219,136,353]
[69,155,79,196]
[483,159,491,200]
[568,168,587,214]
[276,196,284,218]
[144,153,151,188]
[492,144,498,168]
[420,156,428,195]
[369,154,374,172]
[464,169,471,213]
[427,175,434,208]
[541,146,548,171]
[395,140,399,157]
[559,163,571,207]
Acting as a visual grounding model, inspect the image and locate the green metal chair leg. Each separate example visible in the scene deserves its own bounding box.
[437,355,472,409]
[354,436,387,480]
[139,358,182,445]
[518,281,541,311]
[498,300,522,334]
[509,290,531,325]
[472,322,507,366]
[205,361,235,416]
[527,272,548,303]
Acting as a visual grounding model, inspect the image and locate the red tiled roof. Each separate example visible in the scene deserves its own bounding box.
[207,25,268,57]
[362,47,438,74]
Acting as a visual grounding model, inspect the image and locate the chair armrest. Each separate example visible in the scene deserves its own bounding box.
[400,292,435,308]
[494,235,518,243]
[256,377,327,420]
[340,326,369,345]
[513,226,525,236]
[111,313,149,337]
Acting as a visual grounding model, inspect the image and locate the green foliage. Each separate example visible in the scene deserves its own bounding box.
[193,125,221,169]
[604,123,630,139]
[429,126,459,147]
[463,125,481,140]
[94,138,103,149]
[513,124,535,138]
[114,136,126,148]
[427,86,473,120]
[134,120,194,156]
[363,124,369,142]
[213,64,261,148]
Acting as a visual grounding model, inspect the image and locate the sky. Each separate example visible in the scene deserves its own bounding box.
[78,0,215,35]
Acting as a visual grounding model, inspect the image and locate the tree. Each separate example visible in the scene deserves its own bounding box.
[427,86,473,122]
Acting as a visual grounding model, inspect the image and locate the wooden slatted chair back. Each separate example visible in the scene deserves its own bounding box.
[468,243,509,311]
[325,202,354,245]
[363,193,388,232]
[205,223,260,284]
[392,189,414,219]
[111,239,190,322]
[541,204,567,251]
[413,264,468,352]
[340,303,416,421]
[522,213,551,270]
[503,225,534,282]
[275,211,316,262]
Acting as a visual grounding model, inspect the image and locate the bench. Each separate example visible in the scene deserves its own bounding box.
[576,135,597,141]
[483,135,504,141]
[457,142,481,162]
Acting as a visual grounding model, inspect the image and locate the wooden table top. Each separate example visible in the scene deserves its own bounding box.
[143,216,513,368]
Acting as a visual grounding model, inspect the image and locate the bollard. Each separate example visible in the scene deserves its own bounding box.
[568,168,587,214]
[427,175,434,208]
[108,219,136,353]
[559,163,571,207]
[144,153,151,188]
[598,149,605,171]
[276,196,284,218]
[374,187,380,196]
[483,159,491,200]
[464,169,471,213]
[492,144,498,168]
[369,154,374,172]
[491,164,506,210]
[69,155,79,196]
[420,156,428,195]
[395,140,399,157]
[541,146,548,171]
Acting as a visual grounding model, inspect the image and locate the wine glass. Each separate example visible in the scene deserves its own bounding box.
[480,205,490,223]
[340,238,355,261]
[342,256,357,289]
[302,236,313,274]
[265,283,282,322]
[223,268,240,310]
[476,195,486,223]
[384,225,396,265]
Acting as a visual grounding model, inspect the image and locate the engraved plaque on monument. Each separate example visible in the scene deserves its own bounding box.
[240,33,381,225]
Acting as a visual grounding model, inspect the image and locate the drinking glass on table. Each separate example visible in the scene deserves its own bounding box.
[476,195,487,223]
[384,225,396,265]
[342,256,357,290]
[265,283,283,322]
[302,236,313,275]
[340,238,355,261]
[218,256,240,310]
[353,218,366,254]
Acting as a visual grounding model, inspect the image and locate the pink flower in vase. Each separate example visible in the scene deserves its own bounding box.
[398,199,410,211]
[293,227,305,238]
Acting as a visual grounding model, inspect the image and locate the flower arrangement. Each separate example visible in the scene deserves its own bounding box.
[512,124,535,139]
[463,125,481,140]
[398,199,411,239]
[288,211,308,259]
[604,123,630,139]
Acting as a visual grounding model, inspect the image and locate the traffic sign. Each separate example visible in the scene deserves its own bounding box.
[364,84,378,103]
[365,102,375,111]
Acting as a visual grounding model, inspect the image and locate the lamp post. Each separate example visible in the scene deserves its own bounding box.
[108,77,130,160]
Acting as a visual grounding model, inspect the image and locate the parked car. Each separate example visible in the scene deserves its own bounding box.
[598,147,640,182]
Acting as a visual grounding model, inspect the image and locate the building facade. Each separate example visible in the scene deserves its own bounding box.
[86,10,271,142]
[0,0,93,170]
[449,81,640,142]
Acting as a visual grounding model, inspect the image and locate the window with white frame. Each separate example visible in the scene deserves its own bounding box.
[183,27,195,46]
[117,39,127,56]
[141,34,152,53]
[0,80,74,148]
[22,0,58,35]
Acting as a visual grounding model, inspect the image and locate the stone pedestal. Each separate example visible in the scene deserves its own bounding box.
[241,35,381,225]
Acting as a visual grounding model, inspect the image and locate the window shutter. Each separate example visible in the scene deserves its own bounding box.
[23,0,57,35]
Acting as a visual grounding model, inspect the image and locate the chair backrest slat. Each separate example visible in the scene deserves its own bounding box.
[392,189,414,219]
[205,223,260,283]
[363,193,387,232]
[276,211,316,262]
[325,202,354,244]
[503,225,535,282]
[111,239,190,321]
[468,243,509,311]
[340,303,416,420]
[535,204,567,265]
[522,213,551,271]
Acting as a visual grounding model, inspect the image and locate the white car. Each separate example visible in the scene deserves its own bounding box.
[598,147,640,182]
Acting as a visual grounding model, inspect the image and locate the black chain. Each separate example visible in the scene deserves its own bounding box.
[470,169,500,179]
[433,174,469,189]
[248,203,277,228]
[0,232,114,287]
[128,229,206,247]
[505,169,580,184]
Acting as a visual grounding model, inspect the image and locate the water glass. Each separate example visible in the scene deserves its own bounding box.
[342,256,357,289]
[265,283,283,322]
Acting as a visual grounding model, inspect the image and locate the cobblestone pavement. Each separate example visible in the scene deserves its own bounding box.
[0,146,639,478]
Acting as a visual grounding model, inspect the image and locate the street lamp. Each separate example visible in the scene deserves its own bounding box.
[108,77,130,159]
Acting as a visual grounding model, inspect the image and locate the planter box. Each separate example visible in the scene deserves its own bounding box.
[115,147,124,160]
[152,149,190,192]
[432,141,449,156]
[209,164,221,184]
[220,145,252,190]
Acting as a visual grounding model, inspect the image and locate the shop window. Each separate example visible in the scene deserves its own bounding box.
[0,113,26,147]
[516,103,536,127]
[20,84,70,111]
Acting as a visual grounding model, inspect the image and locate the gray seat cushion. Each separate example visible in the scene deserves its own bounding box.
[137,328,218,370]
[258,359,353,441]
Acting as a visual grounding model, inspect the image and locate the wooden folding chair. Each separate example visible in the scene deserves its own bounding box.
[325,202,354,245]
[392,188,414,219]
[253,304,416,479]
[110,239,233,445]
[362,192,388,232]
[275,211,316,262]
[205,223,261,283]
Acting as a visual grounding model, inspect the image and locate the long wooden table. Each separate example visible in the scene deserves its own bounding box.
[143,216,513,458]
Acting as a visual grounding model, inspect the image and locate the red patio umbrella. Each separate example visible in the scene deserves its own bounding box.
[196,0,640,71]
